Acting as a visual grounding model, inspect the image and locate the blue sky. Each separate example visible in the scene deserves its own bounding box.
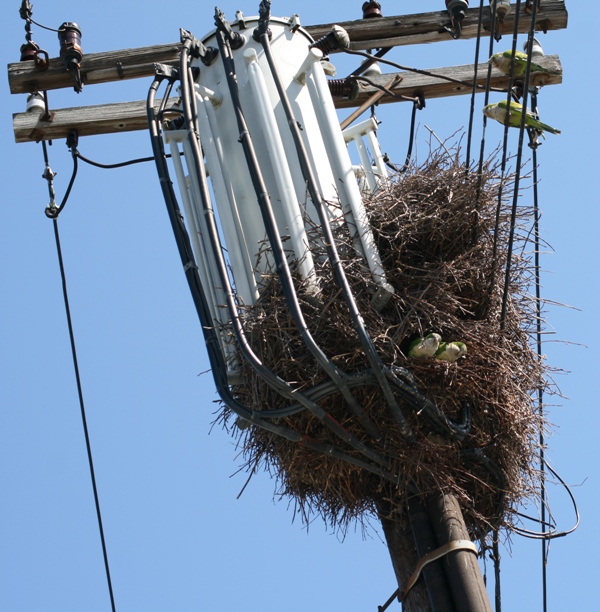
[1,1,593,610]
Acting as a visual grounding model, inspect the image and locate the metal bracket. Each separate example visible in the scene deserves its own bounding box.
[153,63,179,82]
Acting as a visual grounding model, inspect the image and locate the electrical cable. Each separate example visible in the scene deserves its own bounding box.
[473,3,498,228]
[510,459,580,540]
[343,48,505,94]
[465,0,485,167]
[530,86,548,612]
[347,46,392,79]
[384,94,423,174]
[492,529,501,612]
[43,131,78,219]
[488,4,521,308]
[201,26,389,457]
[202,16,387,443]
[256,0,470,442]
[75,151,156,169]
[148,55,399,479]
[50,217,116,612]
[500,0,537,329]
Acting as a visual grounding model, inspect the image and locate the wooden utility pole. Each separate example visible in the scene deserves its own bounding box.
[7,3,568,610]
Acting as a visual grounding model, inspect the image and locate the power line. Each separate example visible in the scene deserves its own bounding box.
[40,129,117,612]
[51,218,117,612]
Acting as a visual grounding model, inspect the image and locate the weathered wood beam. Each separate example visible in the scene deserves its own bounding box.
[12,55,561,144]
[13,98,174,143]
[336,54,562,109]
[309,1,568,50]
[7,2,568,95]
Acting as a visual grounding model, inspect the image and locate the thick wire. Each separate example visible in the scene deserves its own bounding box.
[465,0,485,167]
[492,530,501,612]
[209,27,389,452]
[42,138,78,219]
[473,5,498,219]
[146,77,407,485]
[75,151,156,169]
[51,218,117,612]
[489,4,521,306]
[28,17,66,33]
[500,0,538,329]
[257,1,471,442]
[531,91,548,610]
[510,459,580,540]
[384,97,421,174]
[343,49,505,94]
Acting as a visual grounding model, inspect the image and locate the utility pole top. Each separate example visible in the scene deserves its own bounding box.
[7,2,568,96]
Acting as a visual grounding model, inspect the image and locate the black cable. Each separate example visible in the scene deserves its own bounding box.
[51,218,116,612]
[257,1,470,442]
[147,74,308,447]
[385,95,422,174]
[500,0,537,329]
[343,48,505,94]
[531,87,548,611]
[488,3,521,307]
[473,4,498,226]
[347,46,392,79]
[492,530,501,612]
[75,151,157,169]
[148,55,397,478]
[43,133,78,219]
[510,460,580,540]
[209,24,389,456]
[257,3,415,436]
[28,18,65,33]
[465,0,485,167]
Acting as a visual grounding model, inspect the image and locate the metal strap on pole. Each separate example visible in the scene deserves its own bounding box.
[379,540,477,611]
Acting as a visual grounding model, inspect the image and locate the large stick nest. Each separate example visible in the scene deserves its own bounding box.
[222,144,547,536]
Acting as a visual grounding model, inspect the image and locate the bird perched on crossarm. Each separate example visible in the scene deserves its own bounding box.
[489,49,560,78]
[483,100,561,135]
[407,333,442,358]
[435,341,467,362]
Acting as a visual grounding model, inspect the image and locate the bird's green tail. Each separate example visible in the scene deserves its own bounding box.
[537,121,561,135]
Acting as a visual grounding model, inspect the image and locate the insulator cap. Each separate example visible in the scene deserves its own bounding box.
[20,40,39,62]
[446,0,469,21]
[490,0,511,17]
[362,1,383,19]
[58,22,83,67]
[310,25,350,55]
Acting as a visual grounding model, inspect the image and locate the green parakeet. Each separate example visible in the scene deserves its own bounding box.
[489,49,560,78]
[407,333,441,358]
[483,100,561,135]
[435,341,467,362]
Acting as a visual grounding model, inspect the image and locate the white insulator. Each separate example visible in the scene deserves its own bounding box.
[26,92,45,113]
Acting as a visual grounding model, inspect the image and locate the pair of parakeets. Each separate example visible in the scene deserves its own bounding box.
[407,333,467,362]
[484,49,561,135]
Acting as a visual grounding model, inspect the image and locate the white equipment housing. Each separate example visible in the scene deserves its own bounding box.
[164,12,394,378]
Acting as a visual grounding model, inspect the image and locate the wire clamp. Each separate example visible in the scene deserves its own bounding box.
[153,63,179,83]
